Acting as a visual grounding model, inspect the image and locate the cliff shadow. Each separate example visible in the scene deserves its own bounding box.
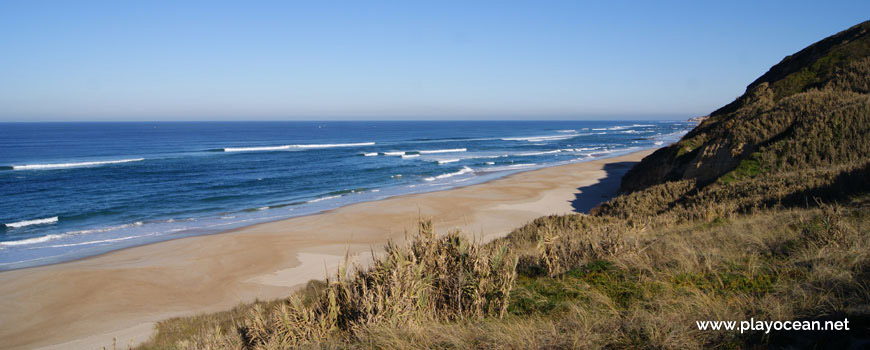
[571,161,638,213]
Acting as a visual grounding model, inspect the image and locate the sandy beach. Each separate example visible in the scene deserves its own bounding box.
[0,149,653,350]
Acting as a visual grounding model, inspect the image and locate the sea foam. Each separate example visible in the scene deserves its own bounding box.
[307,195,342,203]
[501,134,578,142]
[223,142,375,152]
[0,233,67,247]
[4,216,58,228]
[0,220,144,247]
[11,158,144,170]
[424,166,474,181]
[418,148,467,154]
[484,163,539,172]
[515,150,561,156]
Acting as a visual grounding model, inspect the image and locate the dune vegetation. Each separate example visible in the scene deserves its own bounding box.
[134,21,870,349]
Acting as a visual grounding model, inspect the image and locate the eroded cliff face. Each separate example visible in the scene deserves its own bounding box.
[620,21,870,193]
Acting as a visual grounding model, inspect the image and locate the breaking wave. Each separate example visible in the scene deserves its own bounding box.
[9,158,145,170]
[4,216,58,228]
[501,134,578,142]
[515,150,561,156]
[424,166,474,182]
[418,148,467,154]
[0,221,143,247]
[222,142,375,152]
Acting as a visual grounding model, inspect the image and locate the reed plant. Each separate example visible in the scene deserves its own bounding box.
[161,220,517,349]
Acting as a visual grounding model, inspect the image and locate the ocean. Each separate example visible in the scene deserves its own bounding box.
[0,121,691,270]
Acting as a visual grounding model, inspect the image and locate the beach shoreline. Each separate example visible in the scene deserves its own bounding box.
[0,148,654,350]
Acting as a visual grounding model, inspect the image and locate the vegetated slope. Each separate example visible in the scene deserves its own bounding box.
[620,20,870,193]
[136,22,870,350]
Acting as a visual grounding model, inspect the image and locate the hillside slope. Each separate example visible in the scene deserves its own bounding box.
[621,20,870,193]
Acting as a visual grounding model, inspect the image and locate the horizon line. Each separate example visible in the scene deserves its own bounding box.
[0,118,693,123]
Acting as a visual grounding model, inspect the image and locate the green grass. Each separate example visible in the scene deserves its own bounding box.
[508,260,647,315]
[670,268,776,295]
[719,156,762,184]
[675,136,704,157]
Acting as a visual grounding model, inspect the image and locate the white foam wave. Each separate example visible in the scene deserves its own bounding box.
[308,195,341,203]
[223,142,375,152]
[65,222,143,235]
[383,151,405,156]
[0,233,65,247]
[654,141,664,146]
[556,129,576,133]
[418,148,467,154]
[582,147,636,157]
[485,163,538,172]
[299,142,374,148]
[45,233,159,249]
[424,166,474,181]
[516,150,561,156]
[362,152,378,156]
[502,134,578,142]
[223,145,291,152]
[436,159,460,164]
[1,221,145,247]
[4,216,58,228]
[591,124,653,132]
[452,154,506,160]
[401,154,419,159]
[11,158,144,170]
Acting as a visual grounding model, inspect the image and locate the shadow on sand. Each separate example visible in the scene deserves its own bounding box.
[571,161,638,213]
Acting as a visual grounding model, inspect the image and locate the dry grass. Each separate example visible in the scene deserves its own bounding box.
[153,221,518,349]
[135,196,870,349]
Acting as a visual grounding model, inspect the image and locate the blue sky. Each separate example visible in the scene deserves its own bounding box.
[0,1,867,121]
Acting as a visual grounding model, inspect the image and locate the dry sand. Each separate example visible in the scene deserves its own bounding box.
[0,149,653,350]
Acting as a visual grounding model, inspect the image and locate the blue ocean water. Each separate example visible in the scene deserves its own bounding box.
[0,121,691,270]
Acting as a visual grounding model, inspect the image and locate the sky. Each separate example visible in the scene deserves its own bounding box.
[0,1,868,121]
